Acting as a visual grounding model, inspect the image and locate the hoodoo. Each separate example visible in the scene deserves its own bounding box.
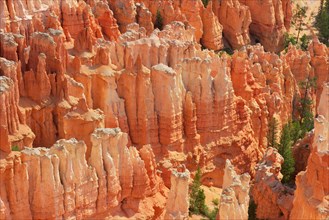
[0,0,328,219]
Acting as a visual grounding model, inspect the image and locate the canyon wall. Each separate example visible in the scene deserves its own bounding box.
[0,0,328,219]
[0,128,167,219]
[1,0,326,186]
[252,147,294,219]
[290,83,329,219]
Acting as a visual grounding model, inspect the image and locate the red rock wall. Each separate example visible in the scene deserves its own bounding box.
[290,83,329,220]
[0,0,328,218]
[0,128,167,219]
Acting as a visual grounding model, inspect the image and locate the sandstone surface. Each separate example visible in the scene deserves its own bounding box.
[252,147,294,219]
[164,166,190,220]
[290,83,329,219]
[0,128,166,219]
[0,0,328,219]
[217,160,250,220]
[214,0,251,49]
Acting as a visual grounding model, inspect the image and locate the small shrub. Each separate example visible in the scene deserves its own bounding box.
[212,198,219,206]
[289,120,302,144]
[189,167,206,215]
[283,33,297,49]
[189,168,218,219]
[300,34,310,51]
[292,4,308,43]
[298,76,317,135]
[204,207,218,220]
[11,145,20,151]
[223,47,234,55]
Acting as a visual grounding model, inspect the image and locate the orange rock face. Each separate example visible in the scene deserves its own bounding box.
[308,38,329,110]
[252,147,294,219]
[201,2,223,50]
[214,0,251,49]
[218,160,250,220]
[0,128,167,219]
[239,0,292,52]
[290,83,329,220]
[164,166,190,219]
[0,58,34,150]
[0,0,328,219]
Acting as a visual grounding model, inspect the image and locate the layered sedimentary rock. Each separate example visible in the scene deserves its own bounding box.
[0,0,328,218]
[308,38,329,110]
[218,160,250,220]
[201,2,223,50]
[0,58,34,150]
[292,131,312,175]
[239,0,292,52]
[109,0,136,33]
[290,83,329,219]
[252,147,294,219]
[94,1,121,41]
[164,166,190,220]
[151,64,184,150]
[214,0,251,49]
[0,76,17,152]
[0,152,32,220]
[136,3,153,35]
[0,128,166,219]
[0,0,311,180]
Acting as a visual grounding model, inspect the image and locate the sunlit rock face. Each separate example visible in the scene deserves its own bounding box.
[290,83,329,220]
[0,128,167,219]
[0,0,328,219]
[252,147,294,219]
[217,160,250,220]
[239,0,292,52]
[164,166,190,220]
[213,0,251,49]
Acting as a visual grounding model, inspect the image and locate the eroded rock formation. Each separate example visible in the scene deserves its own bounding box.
[164,166,190,220]
[252,147,294,219]
[239,0,292,52]
[214,0,251,49]
[218,160,250,220]
[0,0,328,219]
[0,128,167,219]
[290,83,329,219]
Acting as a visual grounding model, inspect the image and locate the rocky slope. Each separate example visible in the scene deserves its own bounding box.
[0,128,168,219]
[0,0,328,219]
[290,83,329,219]
[252,147,294,219]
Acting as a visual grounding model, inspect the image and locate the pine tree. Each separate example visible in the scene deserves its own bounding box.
[279,124,295,184]
[292,4,308,44]
[289,120,302,144]
[154,10,163,30]
[300,34,310,51]
[189,167,207,215]
[315,0,329,46]
[298,76,317,136]
[267,117,279,148]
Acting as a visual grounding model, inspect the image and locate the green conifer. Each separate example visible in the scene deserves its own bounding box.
[279,124,295,184]
[154,10,163,30]
[315,0,329,46]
